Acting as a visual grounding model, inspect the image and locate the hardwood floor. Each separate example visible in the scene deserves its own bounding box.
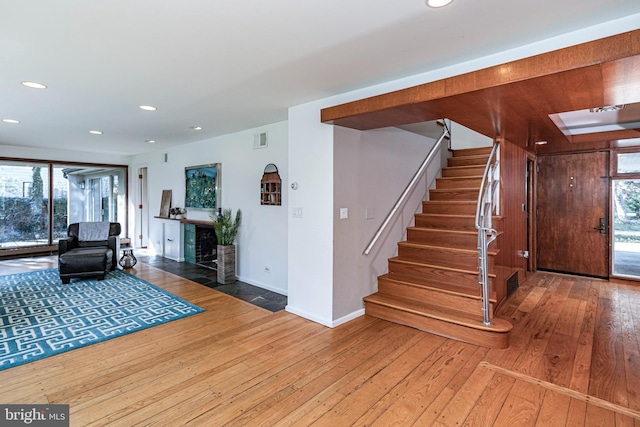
[1,258,640,426]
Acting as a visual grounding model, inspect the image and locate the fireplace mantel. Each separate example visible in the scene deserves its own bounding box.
[180,218,214,228]
[154,216,213,226]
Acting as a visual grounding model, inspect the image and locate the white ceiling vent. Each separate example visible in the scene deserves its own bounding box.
[253,132,268,149]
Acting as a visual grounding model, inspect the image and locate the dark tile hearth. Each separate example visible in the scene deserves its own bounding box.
[136,254,287,312]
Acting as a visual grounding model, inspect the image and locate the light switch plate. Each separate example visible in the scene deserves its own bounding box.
[339,208,348,219]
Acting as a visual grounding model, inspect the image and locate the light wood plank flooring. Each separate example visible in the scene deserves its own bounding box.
[1,258,640,426]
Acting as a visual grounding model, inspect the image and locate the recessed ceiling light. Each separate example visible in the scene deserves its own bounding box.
[89,130,103,135]
[426,0,453,7]
[21,81,47,89]
[190,126,203,131]
[139,105,157,111]
[146,139,156,144]
[2,119,20,124]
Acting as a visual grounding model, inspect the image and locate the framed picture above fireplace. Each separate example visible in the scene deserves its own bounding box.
[185,163,220,210]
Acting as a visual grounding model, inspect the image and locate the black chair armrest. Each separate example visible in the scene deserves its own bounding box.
[58,237,78,255]
[108,235,120,269]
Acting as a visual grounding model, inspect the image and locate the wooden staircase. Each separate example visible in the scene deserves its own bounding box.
[363,146,513,349]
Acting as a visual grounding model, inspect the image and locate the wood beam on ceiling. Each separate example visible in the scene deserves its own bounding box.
[321,30,640,153]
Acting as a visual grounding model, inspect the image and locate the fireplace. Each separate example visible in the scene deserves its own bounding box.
[183,220,218,269]
[195,225,218,269]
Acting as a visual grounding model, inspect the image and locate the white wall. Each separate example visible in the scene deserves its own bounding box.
[332,127,443,323]
[130,121,289,295]
[449,122,492,149]
[286,101,335,325]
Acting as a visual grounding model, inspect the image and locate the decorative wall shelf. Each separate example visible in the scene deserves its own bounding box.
[261,163,281,206]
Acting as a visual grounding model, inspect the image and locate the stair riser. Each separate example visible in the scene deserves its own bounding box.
[406,228,498,250]
[415,215,477,231]
[364,303,509,349]
[436,177,483,189]
[377,279,490,319]
[429,189,479,201]
[421,202,477,215]
[407,229,476,248]
[441,166,486,177]
[398,245,494,271]
[388,260,483,288]
[448,156,489,167]
[452,147,493,157]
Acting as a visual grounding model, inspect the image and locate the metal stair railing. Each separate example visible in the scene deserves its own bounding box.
[363,120,451,256]
[475,140,500,326]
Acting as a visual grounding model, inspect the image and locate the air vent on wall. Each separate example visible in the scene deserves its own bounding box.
[506,272,519,297]
[253,132,268,149]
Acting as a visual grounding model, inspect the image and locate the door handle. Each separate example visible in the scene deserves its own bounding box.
[593,217,606,234]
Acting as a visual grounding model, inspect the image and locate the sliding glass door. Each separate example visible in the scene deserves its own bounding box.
[0,159,127,254]
[0,161,51,249]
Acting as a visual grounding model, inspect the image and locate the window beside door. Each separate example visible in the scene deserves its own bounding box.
[612,152,640,278]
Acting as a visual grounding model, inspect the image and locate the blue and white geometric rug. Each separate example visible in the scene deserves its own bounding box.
[0,268,204,371]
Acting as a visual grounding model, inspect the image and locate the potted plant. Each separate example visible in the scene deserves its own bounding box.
[169,207,185,219]
[210,208,242,284]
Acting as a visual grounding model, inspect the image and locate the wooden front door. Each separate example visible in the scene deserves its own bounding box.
[537,151,609,278]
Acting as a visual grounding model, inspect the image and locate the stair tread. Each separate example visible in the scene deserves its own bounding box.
[416,213,502,218]
[423,200,477,204]
[451,154,490,159]
[407,227,504,237]
[364,293,512,332]
[452,147,492,155]
[380,273,484,299]
[444,165,486,169]
[407,227,475,235]
[398,241,498,256]
[430,187,480,191]
[389,256,496,277]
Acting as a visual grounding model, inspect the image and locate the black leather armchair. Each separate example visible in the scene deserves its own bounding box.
[58,222,121,284]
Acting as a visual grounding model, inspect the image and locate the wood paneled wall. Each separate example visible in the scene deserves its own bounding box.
[496,139,529,301]
[321,31,640,154]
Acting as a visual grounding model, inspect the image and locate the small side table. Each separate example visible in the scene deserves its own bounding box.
[119,247,137,269]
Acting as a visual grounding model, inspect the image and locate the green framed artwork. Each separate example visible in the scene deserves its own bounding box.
[185,163,220,210]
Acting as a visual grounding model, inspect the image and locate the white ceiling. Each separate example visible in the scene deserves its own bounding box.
[1,0,640,156]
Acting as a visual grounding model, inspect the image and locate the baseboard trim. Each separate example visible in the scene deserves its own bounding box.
[235,275,287,296]
[285,306,365,328]
[331,309,365,328]
[285,305,332,327]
